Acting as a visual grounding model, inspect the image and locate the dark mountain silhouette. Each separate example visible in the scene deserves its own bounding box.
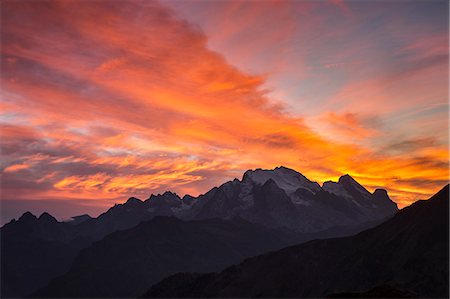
[31,217,296,298]
[71,191,188,240]
[0,191,188,298]
[1,166,399,297]
[327,284,417,298]
[0,167,397,297]
[143,185,449,298]
[0,212,92,298]
[67,214,92,225]
[2,212,383,298]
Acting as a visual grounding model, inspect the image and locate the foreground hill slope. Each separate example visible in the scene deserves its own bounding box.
[32,217,297,298]
[144,185,449,298]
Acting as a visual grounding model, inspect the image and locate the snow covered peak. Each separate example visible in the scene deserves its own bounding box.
[338,174,371,196]
[243,166,321,195]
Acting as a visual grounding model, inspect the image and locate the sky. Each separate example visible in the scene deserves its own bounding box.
[1,0,449,223]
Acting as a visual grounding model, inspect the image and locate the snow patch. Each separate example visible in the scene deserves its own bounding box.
[246,167,320,195]
[323,181,352,199]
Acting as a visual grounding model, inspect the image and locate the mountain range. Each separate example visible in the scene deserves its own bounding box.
[0,166,415,298]
[143,184,449,298]
[183,167,398,232]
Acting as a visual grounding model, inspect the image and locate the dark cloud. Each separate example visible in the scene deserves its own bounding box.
[382,137,438,153]
[391,177,449,190]
[245,133,298,148]
[0,0,447,221]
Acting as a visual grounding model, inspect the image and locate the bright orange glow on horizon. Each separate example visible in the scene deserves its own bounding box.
[1,0,448,222]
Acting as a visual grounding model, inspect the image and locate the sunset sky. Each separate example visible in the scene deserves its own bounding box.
[1,0,449,223]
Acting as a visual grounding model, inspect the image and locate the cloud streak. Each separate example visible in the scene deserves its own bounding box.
[1,0,448,221]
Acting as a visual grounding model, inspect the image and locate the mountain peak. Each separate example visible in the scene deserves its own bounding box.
[243,165,298,176]
[161,191,181,201]
[182,194,196,206]
[38,212,57,223]
[126,197,143,205]
[19,211,37,222]
[147,191,181,202]
[338,174,371,196]
[338,174,356,184]
[162,191,178,197]
[373,188,388,197]
[243,166,320,195]
[274,165,297,172]
[372,189,396,208]
[428,184,449,204]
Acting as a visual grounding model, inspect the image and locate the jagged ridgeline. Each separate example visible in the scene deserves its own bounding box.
[143,184,449,298]
[2,167,400,297]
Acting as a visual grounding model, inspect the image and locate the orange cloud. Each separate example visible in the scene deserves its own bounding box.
[0,0,448,219]
[4,163,30,173]
[314,112,380,142]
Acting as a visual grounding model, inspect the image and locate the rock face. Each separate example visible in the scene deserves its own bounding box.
[142,185,449,299]
[188,167,398,232]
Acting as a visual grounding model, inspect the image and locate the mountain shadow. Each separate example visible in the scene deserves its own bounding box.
[0,212,94,298]
[0,192,192,298]
[31,217,298,298]
[143,185,449,298]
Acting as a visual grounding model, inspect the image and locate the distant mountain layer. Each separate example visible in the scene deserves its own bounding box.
[188,167,398,232]
[2,167,398,236]
[64,166,398,234]
[0,166,399,297]
[143,185,449,298]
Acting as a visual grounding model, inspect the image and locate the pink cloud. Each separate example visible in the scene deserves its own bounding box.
[0,0,448,219]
